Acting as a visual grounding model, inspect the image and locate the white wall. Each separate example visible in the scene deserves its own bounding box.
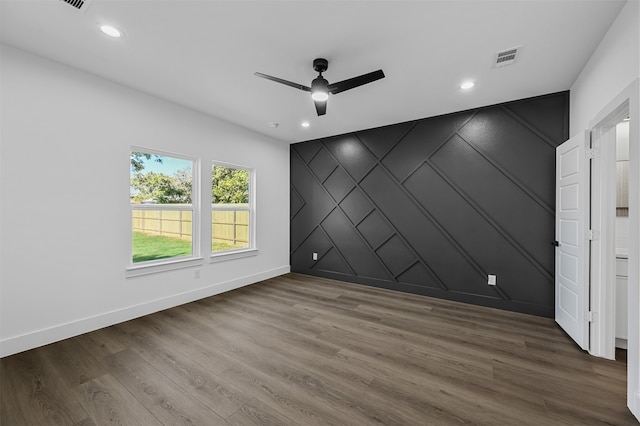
[570,0,639,136]
[0,45,290,357]
[570,0,639,420]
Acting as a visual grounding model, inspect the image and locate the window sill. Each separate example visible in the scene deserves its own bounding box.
[210,248,258,263]
[126,257,204,278]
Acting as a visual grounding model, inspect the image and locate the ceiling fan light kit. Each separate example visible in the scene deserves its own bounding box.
[255,58,384,116]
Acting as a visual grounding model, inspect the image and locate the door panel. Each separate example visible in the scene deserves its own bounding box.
[555,132,590,350]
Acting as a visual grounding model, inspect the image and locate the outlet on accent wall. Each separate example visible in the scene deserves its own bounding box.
[313,252,318,261]
[488,275,497,286]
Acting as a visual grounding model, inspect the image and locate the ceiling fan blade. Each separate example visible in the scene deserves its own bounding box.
[327,69,385,95]
[314,99,327,116]
[254,72,311,92]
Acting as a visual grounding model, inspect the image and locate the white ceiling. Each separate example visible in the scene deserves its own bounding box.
[0,0,626,143]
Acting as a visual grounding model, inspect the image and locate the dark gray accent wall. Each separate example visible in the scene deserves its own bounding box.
[290,92,569,317]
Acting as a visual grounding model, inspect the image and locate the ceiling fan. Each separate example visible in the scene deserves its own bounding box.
[255,58,385,116]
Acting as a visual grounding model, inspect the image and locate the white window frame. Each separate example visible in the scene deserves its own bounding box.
[210,161,257,263]
[127,147,202,277]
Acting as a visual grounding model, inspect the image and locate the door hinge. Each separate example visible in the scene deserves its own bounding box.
[586,148,600,159]
[586,229,599,240]
[586,311,595,323]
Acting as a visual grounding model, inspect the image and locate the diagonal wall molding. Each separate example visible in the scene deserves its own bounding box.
[291,92,569,317]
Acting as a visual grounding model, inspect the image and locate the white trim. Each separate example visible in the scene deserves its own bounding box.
[133,204,194,211]
[589,119,620,360]
[210,248,258,263]
[126,256,204,278]
[616,338,628,349]
[131,145,197,163]
[0,265,290,357]
[211,160,252,171]
[628,80,639,423]
[192,157,202,258]
[251,166,257,251]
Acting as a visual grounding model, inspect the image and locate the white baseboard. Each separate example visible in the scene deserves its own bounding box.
[0,266,290,358]
[616,338,628,349]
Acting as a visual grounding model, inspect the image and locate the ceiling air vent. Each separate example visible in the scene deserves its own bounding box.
[493,46,522,68]
[60,0,95,13]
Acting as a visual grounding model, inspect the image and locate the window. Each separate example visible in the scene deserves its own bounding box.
[130,149,198,266]
[211,163,254,255]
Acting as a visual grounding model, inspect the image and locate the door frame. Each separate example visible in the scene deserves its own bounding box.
[587,79,638,418]
[589,103,627,359]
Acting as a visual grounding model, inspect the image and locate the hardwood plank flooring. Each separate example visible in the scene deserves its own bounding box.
[1,273,636,425]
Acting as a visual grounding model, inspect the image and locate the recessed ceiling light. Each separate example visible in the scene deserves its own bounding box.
[100,25,122,38]
[301,121,310,128]
[460,81,475,90]
[268,122,279,128]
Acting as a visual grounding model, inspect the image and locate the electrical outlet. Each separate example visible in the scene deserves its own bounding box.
[312,252,318,261]
[488,274,496,286]
[194,270,201,279]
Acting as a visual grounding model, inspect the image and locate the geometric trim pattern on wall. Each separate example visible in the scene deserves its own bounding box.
[291,92,569,317]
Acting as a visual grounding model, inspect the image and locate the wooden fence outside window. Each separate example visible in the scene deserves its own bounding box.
[132,208,249,248]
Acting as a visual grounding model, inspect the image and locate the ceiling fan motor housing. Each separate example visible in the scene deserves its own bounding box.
[311,76,328,92]
[311,76,329,101]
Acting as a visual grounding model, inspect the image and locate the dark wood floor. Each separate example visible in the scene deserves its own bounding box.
[1,273,636,425]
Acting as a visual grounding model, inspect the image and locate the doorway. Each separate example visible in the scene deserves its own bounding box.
[589,102,631,360]
[585,79,638,420]
[556,79,639,420]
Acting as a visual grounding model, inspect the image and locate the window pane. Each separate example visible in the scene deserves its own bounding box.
[131,151,194,263]
[212,210,250,252]
[212,165,248,204]
[131,152,192,204]
[212,164,251,253]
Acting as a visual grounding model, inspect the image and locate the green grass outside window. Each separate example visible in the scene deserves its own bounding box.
[133,231,243,263]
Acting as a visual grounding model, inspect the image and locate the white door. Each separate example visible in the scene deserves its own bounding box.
[555,132,590,350]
